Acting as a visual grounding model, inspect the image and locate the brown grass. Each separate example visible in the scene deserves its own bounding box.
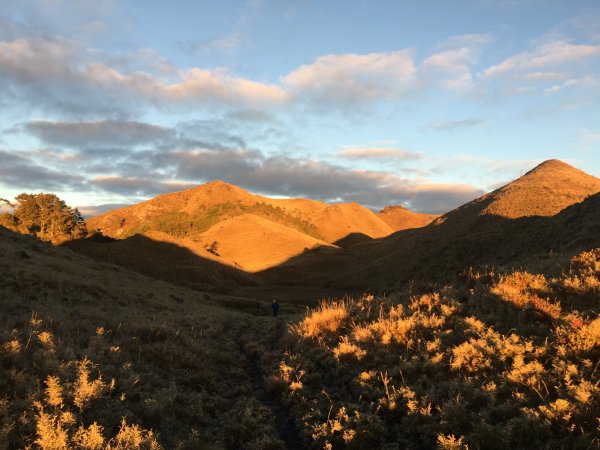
[278,248,600,449]
[0,227,287,448]
[261,159,600,292]
[482,159,600,219]
[378,205,439,231]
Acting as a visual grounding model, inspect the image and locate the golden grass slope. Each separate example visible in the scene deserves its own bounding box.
[85,181,257,237]
[438,159,600,225]
[261,160,600,290]
[377,205,439,231]
[482,159,600,218]
[197,213,335,272]
[86,180,425,244]
[279,249,600,448]
[304,202,393,242]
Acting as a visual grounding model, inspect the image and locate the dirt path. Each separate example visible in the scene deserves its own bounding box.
[237,316,305,449]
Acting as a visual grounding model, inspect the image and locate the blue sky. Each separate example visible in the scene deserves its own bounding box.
[0,0,599,215]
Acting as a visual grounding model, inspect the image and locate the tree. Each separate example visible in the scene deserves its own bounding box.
[6,193,87,241]
[0,198,17,230]
[205,241,220,256]
[0,198,14,208]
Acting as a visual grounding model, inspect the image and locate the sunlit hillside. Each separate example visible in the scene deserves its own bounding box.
[81,181,432,274]
[2,159,599,449]
[377,205,439,231]
[262,160,600,290]
[279,249,600,448]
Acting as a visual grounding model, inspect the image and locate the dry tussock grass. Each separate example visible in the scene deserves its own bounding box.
[491,271,561,320]
[293,300,349,338]
[278,248,600,449]
[3,223,599,449]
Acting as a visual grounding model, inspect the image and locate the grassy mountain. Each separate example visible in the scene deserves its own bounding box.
[477,159,600,219]
[86,180,411,244]
[377,205,438,231]
[260,160,600,290]
[78,181,431,277]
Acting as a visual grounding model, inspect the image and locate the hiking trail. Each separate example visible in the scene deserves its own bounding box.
[237,316,304,449]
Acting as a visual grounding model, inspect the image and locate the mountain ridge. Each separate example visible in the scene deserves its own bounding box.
[83,180,436,273]
[258,159,600,289]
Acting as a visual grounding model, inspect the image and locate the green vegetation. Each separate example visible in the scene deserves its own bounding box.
[118,202,323,240]
[276,249,599,449]
[0,193,86,242]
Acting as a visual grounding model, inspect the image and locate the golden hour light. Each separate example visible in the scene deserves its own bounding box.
[1,1,599,449]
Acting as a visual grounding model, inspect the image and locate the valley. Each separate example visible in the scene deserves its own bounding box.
[1,159,599,449]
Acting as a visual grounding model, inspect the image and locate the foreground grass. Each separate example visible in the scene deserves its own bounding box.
[278,249,600,449]
[2,224,599,449]
[0,227,294,449]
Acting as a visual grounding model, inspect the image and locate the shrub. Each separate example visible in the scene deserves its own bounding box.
[294,301,348,339]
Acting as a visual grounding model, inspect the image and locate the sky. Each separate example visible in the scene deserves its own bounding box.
[0,0,599,216]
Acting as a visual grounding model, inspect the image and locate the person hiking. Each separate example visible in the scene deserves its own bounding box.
[271,299,280,317]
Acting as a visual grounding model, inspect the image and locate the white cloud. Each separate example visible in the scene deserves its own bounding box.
[25,120,175,148]
[544,79,577,94]
[0,36,288,115]
[0,37,75,80]
[521,71,569,81]
[164,68,288,105]
[77,203,130,218]
[482,40,600,77]
[437,33,492,49]
[581,131,600,145]
[89,176,196,197]
[282,50,418,105]
[423,48,477,90]
[180,34,244,55]
[153,147,482,213]
[409,183,484,213]
[423,34,490,90]
[426,119,485,131]
[334,147,422,160]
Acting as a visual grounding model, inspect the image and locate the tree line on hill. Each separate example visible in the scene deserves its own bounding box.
[0,193,86,243]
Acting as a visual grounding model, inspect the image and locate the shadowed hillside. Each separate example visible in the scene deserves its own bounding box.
[64,232,256,292]
[0,225,305,448]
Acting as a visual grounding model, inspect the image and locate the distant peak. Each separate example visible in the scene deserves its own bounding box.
[526,159,574,174]
[196,180,249,192]
[202,180,232,188]
[379,205,409,213]
[480,158,600,219]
